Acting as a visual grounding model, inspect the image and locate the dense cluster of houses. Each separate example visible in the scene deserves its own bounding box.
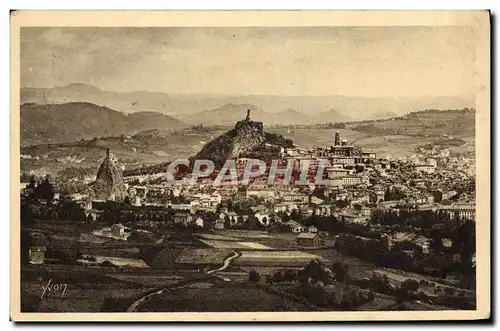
[24,130,476,264]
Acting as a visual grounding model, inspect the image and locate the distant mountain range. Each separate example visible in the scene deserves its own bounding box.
[20,102,188,146]
[21,83,474,122]
[180,104,391,126]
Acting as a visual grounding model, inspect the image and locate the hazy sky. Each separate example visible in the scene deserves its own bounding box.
[20,26,476,97]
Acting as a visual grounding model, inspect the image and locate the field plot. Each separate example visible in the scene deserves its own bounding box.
[313,249,376,278]
[238,266,303,275]
[353,134,454,158]
[196,233,239,241]
[234,250,326,267]
[221,230,272,239]
[355,294,397,311]
[81,256,149,268]
[79,233,111,244]
[238,242,273,250]
[21,268,156,312]
[149,248,184,268]
[199,239,243,248]
[136,283,315,312]
[22,287,156,312]
[208,231,304,250]
[199,239,273,250]
[174,248,234,266]
[248,232,307,249]
[80,247,141,259]
[106,274,184,287]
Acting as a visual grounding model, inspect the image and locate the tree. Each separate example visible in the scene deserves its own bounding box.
[271,270,282,282]
[430,229,444,254]
[101,260,117,268]
[20,203,34,228]
[34,176,55,201]
[370,273,390,294]
[331,262,349,282]
[401,279,419,292]
[298,259,334,286]
[396,279,419,303]
[224,217,231,229]
[354,165,365,173]
[248,270,261,283]
[265,274,273,284]
[284,269,296,282]
[86,214,94,223]
[444,287,455,296]
[27,176,37,190]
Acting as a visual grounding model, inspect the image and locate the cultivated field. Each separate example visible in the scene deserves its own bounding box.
[196,233,240,241]
[80,256,149,268]
[174,248,234,266]
[234,250,326,267]
[217,230,273,239]
[21,266,156,312]
[136,282,315,312]
[199,239,273,250]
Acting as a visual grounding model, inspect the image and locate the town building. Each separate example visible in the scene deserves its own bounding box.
[215,218,225,230]
[111,223,130,238]
[437,203,476,220]
[308,225,318,233]
[297,233,320,247]
[342,175,363,186]
[414,164,436,174]
[195,217,204,228]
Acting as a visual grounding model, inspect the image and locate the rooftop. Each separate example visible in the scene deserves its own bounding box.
[297,233,318,239]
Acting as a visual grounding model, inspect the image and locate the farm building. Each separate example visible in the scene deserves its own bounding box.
[292,225,305,233]
[195,217,204,227]
[111,223,129,238]
[28,246,46,264]
[215,219,225,230]
[308,225,318,233]
[297,233,320,247]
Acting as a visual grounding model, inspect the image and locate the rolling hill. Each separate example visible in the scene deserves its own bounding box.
[346,108,476,138]
[269,109,316,125]
[20,102,188,146]
[314,109,351,123]
[21,83,475,123]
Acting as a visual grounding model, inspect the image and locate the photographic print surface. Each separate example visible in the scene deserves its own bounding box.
[11,11,490,322]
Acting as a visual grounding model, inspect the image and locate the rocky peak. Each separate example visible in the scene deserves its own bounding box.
[194,109,293,167]
[234,109,264,135]
[92,148,127,201]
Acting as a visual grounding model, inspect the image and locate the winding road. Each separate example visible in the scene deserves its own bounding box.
[207,251,241,277]
[126,250,241,312]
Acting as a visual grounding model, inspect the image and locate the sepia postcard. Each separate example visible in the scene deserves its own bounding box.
[10,10,490,322]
